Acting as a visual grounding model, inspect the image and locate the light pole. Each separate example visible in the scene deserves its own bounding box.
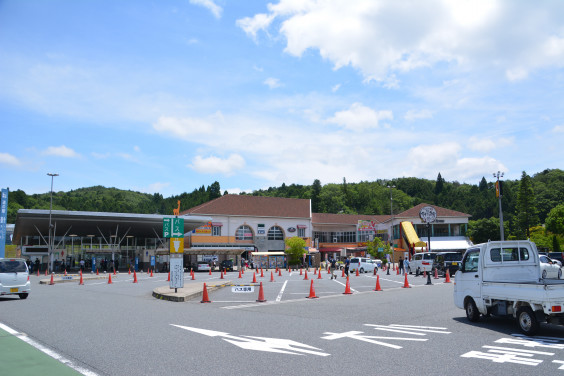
[387,185,395,275]
[47,173,58,273]
[493,171,505,241]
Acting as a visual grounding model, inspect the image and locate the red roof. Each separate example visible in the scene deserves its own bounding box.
[312,213,390,225]
[181,195,311,218]
[395,203,471,218]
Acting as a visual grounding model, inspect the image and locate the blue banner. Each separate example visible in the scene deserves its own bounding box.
[0,188,8,258]
[92,257,96,273]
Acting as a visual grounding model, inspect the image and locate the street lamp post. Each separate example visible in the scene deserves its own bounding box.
[47,173,58,273]
[387,185,395,275]
[493,171,505,241]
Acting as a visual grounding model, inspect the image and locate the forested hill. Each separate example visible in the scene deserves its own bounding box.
[5,169,564,239]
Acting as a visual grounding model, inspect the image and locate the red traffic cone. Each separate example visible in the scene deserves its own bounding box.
[423,270,427,278]
[167,272,170,281]
[314,268,317,275]
[49,273,55,285]
[306,279,318,299]
[133,270,138,283]
[45,268,48,276]
[270,271,275,282]
[341,268,345,277]
[445,269,452,283]
[300,268,303,276]
[113,268,117,276]
[396,266,400,275]
[289,267,292,273]
[252,272,257,283]
[96,268,99,276]
[256,282,266,302]
[278,269,282,277]
[317,268,322,279]
[128,268,131,275]
[260,268,264,278]
[343,276,352,295]
[201,283,211,303]
[434,268,439,279]
[373,266,377,275]
[327,267,331,274]
[150,269,153,277]
[238,270,242,279]
[355,268,359,277]
[209,268,212,276]
[191,270,195,280]
[220,270,224,279]
[64,269,67,276]
[402,273,411,288]
[37,269,40,277]
[108,274,113,284]
[303,270,309,280]
[374,275,382,291]
[79,270,84,285]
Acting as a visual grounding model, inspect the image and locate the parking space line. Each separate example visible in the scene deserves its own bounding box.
[276,280,288,302]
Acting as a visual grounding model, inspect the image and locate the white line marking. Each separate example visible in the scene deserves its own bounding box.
[0,322,99,376]
[276,280,288,302]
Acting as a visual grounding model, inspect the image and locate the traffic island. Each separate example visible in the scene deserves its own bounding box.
[152,281,232,302]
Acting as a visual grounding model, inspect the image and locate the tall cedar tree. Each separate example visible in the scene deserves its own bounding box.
[516,171,539,238]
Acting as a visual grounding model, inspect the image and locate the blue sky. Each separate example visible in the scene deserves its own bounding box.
[1,0,563,196]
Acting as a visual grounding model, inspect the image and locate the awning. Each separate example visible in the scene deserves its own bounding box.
[319,247,343,253]
[297,225,307,229]
[401,221,426,247]
[251,252,286,256]
[211,222,223,226]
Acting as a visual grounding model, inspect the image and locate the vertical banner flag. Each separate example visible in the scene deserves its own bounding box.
[0,189,8,258]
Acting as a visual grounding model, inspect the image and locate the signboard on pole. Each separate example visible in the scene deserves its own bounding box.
[163,217,184,238]
[0,188,8,258]
[169,256,184,289]
[170,238,184,254]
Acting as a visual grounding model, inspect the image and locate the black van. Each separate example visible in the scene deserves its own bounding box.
[433,252,463,277]
[220,259,234,272]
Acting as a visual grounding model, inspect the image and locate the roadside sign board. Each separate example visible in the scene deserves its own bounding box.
[170,237,184,254]
[169,257,184,289]
[232,286,254,293]
[163,217,184,238]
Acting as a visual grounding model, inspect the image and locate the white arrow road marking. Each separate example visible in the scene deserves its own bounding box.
[321,330,427,349]
[171,325,329,356]
[365,324,451,335]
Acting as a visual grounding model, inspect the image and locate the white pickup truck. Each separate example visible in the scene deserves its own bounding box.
[454,240,564,335]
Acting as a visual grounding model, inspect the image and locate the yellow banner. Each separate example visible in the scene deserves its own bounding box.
[170,237,184,254]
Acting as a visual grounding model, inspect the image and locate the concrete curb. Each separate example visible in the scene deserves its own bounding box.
[38,275,113,284]
[152,281,233,302]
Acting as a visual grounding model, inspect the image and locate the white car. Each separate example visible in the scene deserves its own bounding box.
[349,257,377,273]
[0,258,31,299]
[539,255,562,279]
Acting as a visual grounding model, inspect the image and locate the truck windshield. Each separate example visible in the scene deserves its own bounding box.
[461,250,480,272]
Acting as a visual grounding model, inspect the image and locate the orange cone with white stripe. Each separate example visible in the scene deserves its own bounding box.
[445,269,452,283]
[256,282,266,302]
[201,283,211,303]
[49,273,55,285]
[374,275,382,291]
[133,270,138,283]
[317,268,322,279]
[306,279,318,299]
[108,273,113,284]
[278,269,282,277]
[402,273,411,288]
[343,276,352,295]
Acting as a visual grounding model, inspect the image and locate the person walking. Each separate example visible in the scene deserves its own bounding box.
[330,257,337,279]
[344,256,350,277]
[399,257,404,275]
[403,257,410,275]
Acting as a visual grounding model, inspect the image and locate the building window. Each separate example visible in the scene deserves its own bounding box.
[298,227,305,237]
[235,225,253,241]
[267,226,284,240]
[212,226,221,236]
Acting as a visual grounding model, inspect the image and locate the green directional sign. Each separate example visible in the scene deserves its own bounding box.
[163,217,184,238]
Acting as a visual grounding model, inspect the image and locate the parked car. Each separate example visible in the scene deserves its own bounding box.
[408,252,436,274]
[0,258,31,299]
[539,255,562,279]
[549,252,564,265]
[349,257,377,273]
[433,252,463,277]
[194,261,212,272]
[220,260,234,272]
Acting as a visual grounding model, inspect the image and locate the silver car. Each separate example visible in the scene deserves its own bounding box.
[0,258,31,299]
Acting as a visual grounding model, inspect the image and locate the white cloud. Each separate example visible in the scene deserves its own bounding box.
[133,146,141,152]
[327,102,393,131]
[91,152,110,159]
[468,136,514,153]
[553,125,564,133]
[264,77,282,89]
[153,114,218,139]
[190,154,246,175]
[0,152,21,166]
[404,109,433,121]
[189,0,222,19]
[146,182,170,194]
[42,145,80,158]
[331,84,341,93]
[238,0,564,83]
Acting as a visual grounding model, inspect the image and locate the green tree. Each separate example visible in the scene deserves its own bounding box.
[467,217,504,244]
[546,204,564,235]
[552,235,561,253]
[516,171,539,238]
[207,181,221,200]
[434,172,445,195]
[311,179,322,213]
[284,237,306,267]
[366,236,391,266]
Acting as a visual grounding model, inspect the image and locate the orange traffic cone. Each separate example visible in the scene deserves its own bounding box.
[191,270,195,280]
[45,268,48,276]
[108,274,113,284]
[278,269,282,277]
[355,268,359,277]
[79,270,84,285]
[238,270,242,279]
[304,270,309,280]
[252,272,257,283]
[373,266,377,275]
[289,267,292,273]
[167,272,170,281]
[374,275,382,291]
[434,268,439,279]
[113,268,117,276]
[260,268,264,278]
[423,270,427,279]
[37,269,40,277]
[306,280,318,299]
[445,269,452,283]
[314,268,317,275]
[220,270,224,279]
[300,268,303,276]
[327,267,331,274]
[341,268,345,277]
[150,269,153,277]
[256,282,266,302]
[133,270,138,283]
[49,273,55,285]
[128,268,131,275]
[96,268,99,276]
[402,273,411,288]
[209,268,212,276]
[201,283,211,303]
[396,267,400,275]
[270,271,275,282]
[64,269,67,276]
[343,276,352,295]
[317,268,322,279]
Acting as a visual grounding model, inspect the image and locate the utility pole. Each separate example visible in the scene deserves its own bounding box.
[47,173,59,273]
[387,185,395,275]
[493,171,504,241]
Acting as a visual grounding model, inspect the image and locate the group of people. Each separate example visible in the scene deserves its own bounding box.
[398,256,410,275]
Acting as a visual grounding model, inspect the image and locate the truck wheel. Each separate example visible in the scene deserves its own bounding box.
[360,268,364,273]
[542,270,547,279]
[19,293,29,299]
[516,306,540,335]
[465,298,480,322]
